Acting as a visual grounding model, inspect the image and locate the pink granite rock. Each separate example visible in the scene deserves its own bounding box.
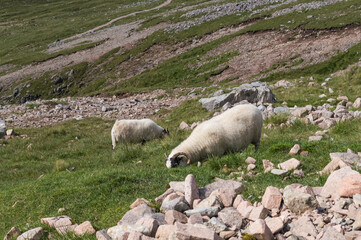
[233,195,245,209]
[263,160,274,173]
[136,216,159,237]
[246,157,257,164]
[155,189,175,204]
[184,174,199,207]
[74,221,96,236]
[173,222,222,240]
[321,166,359,199]
[289,144,301,155]
[188,213,203,224]
[278,158,300,171]
[165,210,188,225]
[155,225,176,239]
[248,205,268,221]
[339,173,361,197]
[262,186,283,210]
[210,188,237,207]
[130,198,150,209]
[249,219,273,240]
[265,217,284,234]
[4,227,21,240]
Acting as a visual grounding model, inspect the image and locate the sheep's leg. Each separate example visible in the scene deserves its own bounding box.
[111,132,116,150]
[254,142,260,152]
[141,139,146,145]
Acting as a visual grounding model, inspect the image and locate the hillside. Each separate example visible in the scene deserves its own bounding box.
[1,0,361,239]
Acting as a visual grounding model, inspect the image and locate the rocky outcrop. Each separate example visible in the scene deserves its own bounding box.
[199,82,276,111]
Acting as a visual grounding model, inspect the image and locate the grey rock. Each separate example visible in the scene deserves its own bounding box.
[271,169,288,175]
[274,107,289,115]
[160,196,190,212]
[195,195,223,209]
[218,207,243,229]
[17,227,43,240]
[206,217,227,233]
[184,206,219,218]
[107,224,149,240]
[199,82,276,111]
[4,227,21,240]
[96,229,111,240]
[151,213,167,225]
[283,185,318,214]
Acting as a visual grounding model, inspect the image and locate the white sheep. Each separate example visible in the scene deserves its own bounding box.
[165,104,263,168]
[111,119,169,150]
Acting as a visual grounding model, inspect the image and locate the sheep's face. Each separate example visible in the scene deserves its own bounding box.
[165,154,189,168]
[161,128,170,138]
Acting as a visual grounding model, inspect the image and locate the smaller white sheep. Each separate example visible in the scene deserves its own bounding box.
[111,119,169,150]
[165,104,263,168]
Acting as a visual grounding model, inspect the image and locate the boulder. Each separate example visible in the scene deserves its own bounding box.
[263,160,274,173]
[199,82,276,111]
[339,173,361,197]
[188,213,203,224]
[248,205,268,221]
[108,224,149,240]
[210,188,237,207]
[321,166,359,199]
[169,181,185,193]
[246,157,257,164]
[205,217,227,233]
[195,195,223,209]
[155,189,174,204]
[320,226,346,240]
[96,229,112,240]
[265,217,284,234]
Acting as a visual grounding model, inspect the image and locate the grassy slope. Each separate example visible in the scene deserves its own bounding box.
[1,67,361,237]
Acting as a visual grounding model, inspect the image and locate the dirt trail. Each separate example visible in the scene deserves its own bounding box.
[62,0,172,43]
[0,0,172,90]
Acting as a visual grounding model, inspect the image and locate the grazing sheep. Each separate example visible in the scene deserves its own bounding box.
[165,104,263,168]
[111,119,169,150]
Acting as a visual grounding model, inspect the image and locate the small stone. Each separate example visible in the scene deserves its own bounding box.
[337,96,348,101]
[293,169,305,178]
[262,186,283,210]
[179,121,190,130]
[173,222,222,240]
[353,209,361,230]
[309,136,322,141]
[247,164,256,171]
[74,221,96,236]
[300,151,308,156]
[271,169,288,175]
[249,219,273,240]
[289,144,301,155]
[353,98,361,108]
[219,231,236,239]
[237,201,253,218]
[263,160,274,173]
[6,129,15,136]
[283,185,318,214]
[246,157,257,164]
[278,158,300,171]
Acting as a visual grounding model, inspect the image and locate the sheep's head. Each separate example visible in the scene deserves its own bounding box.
[164,152,190,168]
[162,128,170,137]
